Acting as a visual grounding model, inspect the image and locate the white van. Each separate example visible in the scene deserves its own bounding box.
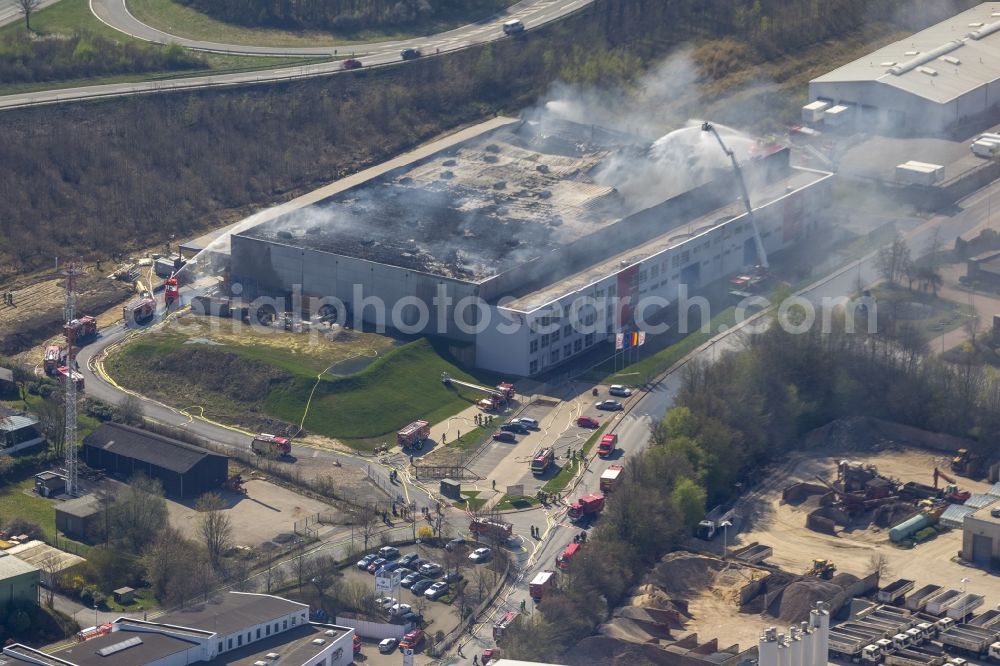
[503,19,524,35]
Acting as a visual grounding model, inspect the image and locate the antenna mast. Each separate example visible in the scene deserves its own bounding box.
[63,264,83,497]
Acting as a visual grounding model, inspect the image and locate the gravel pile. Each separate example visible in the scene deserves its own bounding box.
[767,580,842,623]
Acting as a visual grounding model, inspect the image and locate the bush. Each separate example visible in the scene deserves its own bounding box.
[84,398,118,422]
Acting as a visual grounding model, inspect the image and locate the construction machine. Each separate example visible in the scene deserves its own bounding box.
[807,558,836,579]
[950,448,982,477]
[932,467,971,504]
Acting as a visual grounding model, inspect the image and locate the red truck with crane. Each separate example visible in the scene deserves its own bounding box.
[164,277,180,308]
[933,467,971,504]
[440,372,515,411]
[397,420,430,452]
[568,493,605,523]
[251,434,292,458]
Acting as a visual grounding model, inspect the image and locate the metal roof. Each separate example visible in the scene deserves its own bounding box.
[156,592,307,637]
[940,504,977,528]
[965,493,998,509]
[0,553,40,580]
[82,423,225,475]
[987,482,1000,497]
[812,2,1000,104]
[0,415,39,432]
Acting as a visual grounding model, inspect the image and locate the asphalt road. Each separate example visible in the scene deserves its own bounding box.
[0,0,593,110]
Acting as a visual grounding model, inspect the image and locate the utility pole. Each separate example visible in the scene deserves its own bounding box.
[63,265,83,497]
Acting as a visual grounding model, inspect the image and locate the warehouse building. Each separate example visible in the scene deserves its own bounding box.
[807,3,1000,134]
[0,552,39,606]
[229,117,832,376]
[3,591,355,666]
[83,423,228,498]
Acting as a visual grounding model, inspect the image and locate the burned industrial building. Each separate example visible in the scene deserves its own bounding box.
[230,117,833,376]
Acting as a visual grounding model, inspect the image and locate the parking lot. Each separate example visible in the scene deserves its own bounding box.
[344,540,504,660]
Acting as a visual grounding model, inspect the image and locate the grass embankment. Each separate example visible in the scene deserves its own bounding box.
[0,0,330,95]
[542,423,607,495]
[585,308,737,385]
[105,326,497,450]
[454,490,486,511]
[127,0,516,47]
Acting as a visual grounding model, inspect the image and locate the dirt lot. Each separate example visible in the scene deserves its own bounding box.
[734,444,1000,615]
[164,478,337,547]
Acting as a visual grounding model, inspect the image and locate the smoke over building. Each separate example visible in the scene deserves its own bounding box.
[230,117,832,376]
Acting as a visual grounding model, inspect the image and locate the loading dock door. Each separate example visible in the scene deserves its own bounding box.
[972,533,993,567]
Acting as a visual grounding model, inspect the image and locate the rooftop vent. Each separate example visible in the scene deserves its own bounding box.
[324,630,338,636]
[968,19,1000,40]
[96,637,143,657]
[942,56,961,65]
[880,61,898,67]
[890,40,962,75]
[969,22,985,27]
[311,639,326,646]
[266,653,280,659]
[904,50,920,56]
[917,66,938,76]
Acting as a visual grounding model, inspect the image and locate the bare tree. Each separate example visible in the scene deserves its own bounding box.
[875,232,911,285]
[357,503,378,552]
[93,477,117,546]
[925,226,945,268]
[40,552,61,607]
[34,392,65,456]
[112,473,168,552]
[868,552,890,580]
[196,492,232,567]
[16,0,41,32]
[117,395,144,426]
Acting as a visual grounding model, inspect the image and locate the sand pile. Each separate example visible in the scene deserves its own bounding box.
[645,552,726,599]
[767,580,842,623]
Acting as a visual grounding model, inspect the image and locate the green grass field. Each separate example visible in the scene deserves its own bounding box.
[126,0,516,48]
[0,478,90,554]
[542,423,607,494]
[107,328,499,449]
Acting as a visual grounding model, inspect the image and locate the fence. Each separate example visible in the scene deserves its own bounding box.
[335,616,410,641]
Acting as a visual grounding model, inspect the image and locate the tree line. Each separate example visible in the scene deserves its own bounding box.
[0,33,205,85]
[0,0,979,279]
[503,317,1000,661]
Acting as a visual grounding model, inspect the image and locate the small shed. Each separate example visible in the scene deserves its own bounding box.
[113,587,135,605]
[440,478,461,500]
[34,471,66,498]
[55,494,102,542]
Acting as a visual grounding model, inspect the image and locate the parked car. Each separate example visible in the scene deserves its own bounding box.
[577,415,600,428]
[596,399,623,411]
[469,547,492,563]
[411,579,434,595]
[445,538,466,552]
[502,18,524,34]
[493,431,517,443]
[443,571,464,583]
[375,561,401,576]
[356,554,378,570]
[400,48,421,60]
[379,638,398,653]
[483,647,499,663]
[389,603,412,616]
[409,557,426,571]
[367,558,386,573]
[400,628,425,649]
[379,546,401,559]
[400,610,423,625]
[343,58,362,69]
[424,582,449,600]
[418,562,443,577]
[401,572,424,588]
[514,417,539,429]
[608,385,632,397]
[399,552,420,566]
[500,422,528,434]
[376,596,397,609]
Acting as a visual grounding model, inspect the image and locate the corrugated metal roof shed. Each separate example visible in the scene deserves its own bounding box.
[941,504,977,528]
[987,482,1000,497]
[964,493,997,509]
[811,3,1000,104]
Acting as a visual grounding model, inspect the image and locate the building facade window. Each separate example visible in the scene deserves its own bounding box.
[574,339,582,352]
[563,324,572,336]
[228,639,232,650]
[551,329,560,342]
[541,334,549,348]
[218,642,223,652]
[529,339,538,353]
[257,628,261,639]
[563,344,571,357]
[529,360,538,374]
[585,333,594,347]
[550,349,559,363]
[238,635,243,647]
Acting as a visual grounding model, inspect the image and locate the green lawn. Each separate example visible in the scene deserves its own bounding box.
[584,308,736,385]
[870,285,975,342]
[266,339,498,446]
[453,490,486,511]
[0,0,331,95]
[126,0,516,48]
[542,423,607,495]
[103,586,157,611]
[0,479,90,554]
[494,495,537,511]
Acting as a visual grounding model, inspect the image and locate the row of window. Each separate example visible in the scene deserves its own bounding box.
[219,614,301,653]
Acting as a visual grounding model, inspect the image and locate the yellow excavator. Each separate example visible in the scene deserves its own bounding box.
[807,558,836,579]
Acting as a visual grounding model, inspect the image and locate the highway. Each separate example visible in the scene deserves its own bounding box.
[0,0,593,110]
